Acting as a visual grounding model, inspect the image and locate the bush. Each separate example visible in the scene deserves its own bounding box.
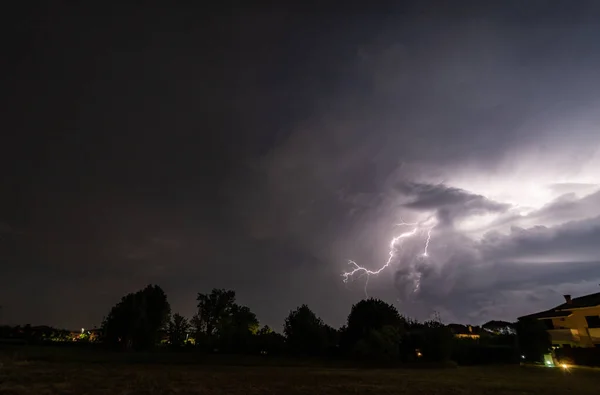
[352,326,401,361]
[419,322,454,362]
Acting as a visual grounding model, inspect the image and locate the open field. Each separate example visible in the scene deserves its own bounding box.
[2,358,600,395]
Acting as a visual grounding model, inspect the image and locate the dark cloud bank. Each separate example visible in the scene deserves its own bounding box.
[2,1,600,329]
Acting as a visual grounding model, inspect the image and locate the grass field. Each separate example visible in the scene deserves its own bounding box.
[2,358,600,395]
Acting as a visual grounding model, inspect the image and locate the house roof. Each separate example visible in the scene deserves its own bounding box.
[519,310,572,320]
[554,292,600,310]
[518,291,600,321]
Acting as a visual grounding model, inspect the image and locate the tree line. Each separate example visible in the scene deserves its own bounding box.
[1,284,550,364]
[99,284,527,364]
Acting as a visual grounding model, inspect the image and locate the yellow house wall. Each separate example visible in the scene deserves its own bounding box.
[550,306,600,347]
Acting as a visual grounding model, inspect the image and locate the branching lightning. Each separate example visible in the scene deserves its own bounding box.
[343,218,436,298]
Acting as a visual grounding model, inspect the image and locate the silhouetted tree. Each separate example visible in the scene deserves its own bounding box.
[195,289,236,338]
[218,304,259,352]
[324,324,341,355]
[168,313,190,347]
[343,298,405,353]
[516,318,551,362]
[284,304,329,355]
[419,319,454,362]
[190,313,205,347]
[102,284,171,350]
[256,325,287,355]
[353,325,403,361]
[229,305,259,334]
[258,324,273,336]
[193,289,261,352]
[0,324,73,344]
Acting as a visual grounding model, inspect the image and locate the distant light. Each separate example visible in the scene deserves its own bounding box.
[561,364,568,369]
[546,361,552,365]
[416,351,423,357]
[521,355,525,359]
[81,328,85,334]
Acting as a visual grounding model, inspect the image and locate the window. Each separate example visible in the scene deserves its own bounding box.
[585,315,600,328]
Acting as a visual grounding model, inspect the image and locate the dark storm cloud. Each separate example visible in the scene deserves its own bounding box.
[416,257,600,323]
[396,182,510,226]
[529,189,600,225]
[0,222,12,234]
[481,216,600,262]
[548,183,600,196]
[402,207,600,322]
[3,2,600,329]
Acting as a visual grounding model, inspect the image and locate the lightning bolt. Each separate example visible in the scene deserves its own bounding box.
[395,217,419,227]
[423,228,432,257]
[343,218,436,298]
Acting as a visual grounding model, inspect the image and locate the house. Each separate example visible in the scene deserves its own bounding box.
[518,292,600,348]
[448,324,481,340]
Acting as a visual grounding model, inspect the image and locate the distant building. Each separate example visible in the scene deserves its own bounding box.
[448,324,481,339]
[69,328,101,342]
[518,292,600,348]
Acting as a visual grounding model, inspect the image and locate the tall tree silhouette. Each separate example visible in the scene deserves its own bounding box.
[102,284,171,350]
[195,289,236,337]
[343,298,405,352]
[284,304,329,355]
[193,288,260,352]
[218,304,259,352]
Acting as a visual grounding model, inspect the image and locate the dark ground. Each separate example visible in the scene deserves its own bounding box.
[1,347,599,394]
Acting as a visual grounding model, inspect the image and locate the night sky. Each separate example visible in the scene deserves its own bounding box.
[3,1,600,331]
